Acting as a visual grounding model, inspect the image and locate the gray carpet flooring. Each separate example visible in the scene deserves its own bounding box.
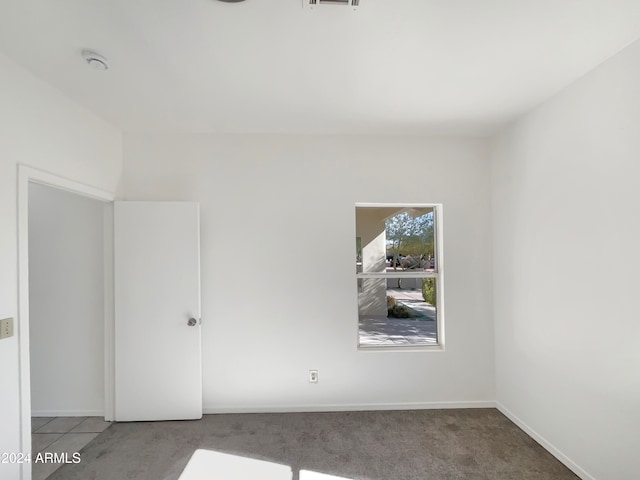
[48,409,579,480]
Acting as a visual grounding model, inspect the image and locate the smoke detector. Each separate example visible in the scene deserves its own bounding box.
[303,0,360,9]
[81,50,109,70]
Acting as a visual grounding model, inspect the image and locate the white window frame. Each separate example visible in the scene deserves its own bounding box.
[355,203,445,351]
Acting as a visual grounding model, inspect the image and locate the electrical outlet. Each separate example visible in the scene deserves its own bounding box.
[0,318,14,339]
[309,370,318,383]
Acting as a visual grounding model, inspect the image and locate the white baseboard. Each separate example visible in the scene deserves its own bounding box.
[31,410,104,417]
[203,400,496,414]
[496,403,595,480]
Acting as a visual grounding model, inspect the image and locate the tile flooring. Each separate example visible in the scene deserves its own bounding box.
[31,416,112,480]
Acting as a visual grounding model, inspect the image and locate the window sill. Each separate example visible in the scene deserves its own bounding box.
[357,344,445,353]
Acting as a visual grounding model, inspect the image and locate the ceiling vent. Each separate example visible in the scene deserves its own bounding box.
[303,0,360,9]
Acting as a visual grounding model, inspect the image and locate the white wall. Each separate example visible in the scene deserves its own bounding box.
[29,183,105,416]
[0,52,122,479]
[123,134,495,411]
[491,39,640,480]
[356,208,387,317]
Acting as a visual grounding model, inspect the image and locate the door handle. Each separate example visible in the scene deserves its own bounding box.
[187,318,198,327]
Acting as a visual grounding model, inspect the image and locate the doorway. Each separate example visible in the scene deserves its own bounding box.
[28,183,112,479]
[17,166,115,480]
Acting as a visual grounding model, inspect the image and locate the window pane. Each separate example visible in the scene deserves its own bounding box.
[358,277,437,347]
[356,206,435,274]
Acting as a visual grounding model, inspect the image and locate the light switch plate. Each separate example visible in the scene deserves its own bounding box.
[0,317,14,339]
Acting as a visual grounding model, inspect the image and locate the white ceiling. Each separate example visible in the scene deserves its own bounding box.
[1,0,640,136]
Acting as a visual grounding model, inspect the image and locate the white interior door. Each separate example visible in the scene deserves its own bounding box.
[114,201,202,421]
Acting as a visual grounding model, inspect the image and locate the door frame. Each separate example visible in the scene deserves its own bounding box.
[17,165,115,480]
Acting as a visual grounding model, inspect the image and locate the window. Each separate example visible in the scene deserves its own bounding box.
[355,204,442,348]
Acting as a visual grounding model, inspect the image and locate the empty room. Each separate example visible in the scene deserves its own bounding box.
[0,1,638,480]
